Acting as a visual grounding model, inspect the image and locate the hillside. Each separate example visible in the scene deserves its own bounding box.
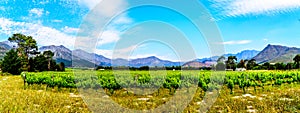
[0,42,11,59]
[39,45,72,60]
[235,50,260,60]
[253,44,300,63]
[72,49,111,66]
[128,56,182,67]
[39,46,181,67]
[2,42,300,67]
[196,50,260,62]
[39,45,96,67]
[182,61,210,68]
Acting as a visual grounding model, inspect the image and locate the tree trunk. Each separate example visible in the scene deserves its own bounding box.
[48,59,51,71]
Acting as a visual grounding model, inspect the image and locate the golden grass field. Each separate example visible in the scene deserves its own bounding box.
[1,71,300,113]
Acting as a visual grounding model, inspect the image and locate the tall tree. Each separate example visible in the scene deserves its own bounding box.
[8,33,38,71]
[34,54,48,72]
[275,62,286,70]
[226,56,237,70]
[246,59,257,70]
[237,59,246,68]
[215,56,226,71]
[43,50,54,71]
[215,62,226,71]
[286,63,294,70]
[28,57,35,72]
[217,56,226,63]
[1,49,22,75]
[293,54,300,69]
[59,62,65,71]
[262,62,271,70]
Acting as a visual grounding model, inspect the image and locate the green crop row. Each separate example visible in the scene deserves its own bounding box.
[22,70,300,94]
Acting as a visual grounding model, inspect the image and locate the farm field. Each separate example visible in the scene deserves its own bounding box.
[1,70,300,112]
[0,75,90,112]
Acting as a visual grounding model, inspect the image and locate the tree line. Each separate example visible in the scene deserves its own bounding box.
[0,33,65,75]
[96,66,212,71]
[96,54,300,71]
[213,55,300,71]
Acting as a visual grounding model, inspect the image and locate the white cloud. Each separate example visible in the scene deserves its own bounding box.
[45,11,50,15]
[212,0,300,17]
[221,40,252,45]
[111,14,133,25]
[62,26,79,34]
[0,6,5,11]
[78,0,102,10]
[75,0,133,52]
[78,0,127,17]
[113,45,140,59]
[97,30,121,45]
[29,8,44,17]
[0,18,75,49]
[39,1,49,5]
[94,49,113,58]
[52,19,63,23]
[95,14,134,46]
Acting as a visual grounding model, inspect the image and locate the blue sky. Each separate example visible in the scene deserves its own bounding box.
[1,0,300,61]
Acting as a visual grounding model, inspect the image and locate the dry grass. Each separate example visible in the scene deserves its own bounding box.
[0,76,90,112]
[206,84,300,113]
[1,75,300,112]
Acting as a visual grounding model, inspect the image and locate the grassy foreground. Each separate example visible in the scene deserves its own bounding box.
[1,71,300,112]
[0,76,90,112]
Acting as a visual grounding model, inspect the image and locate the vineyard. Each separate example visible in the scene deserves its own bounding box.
[2,70,298,112]
[23,70,300,95]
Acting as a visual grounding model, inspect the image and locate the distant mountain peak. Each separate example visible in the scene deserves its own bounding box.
[39,45,72,63]
[147,56,159,59]
[253,44,300,63]
[7,43,300,67]
[73,49,87,53]
[195,49,260,63]
[40,45,68,49]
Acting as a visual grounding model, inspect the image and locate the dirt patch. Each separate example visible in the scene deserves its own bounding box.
[102,95,109,98]
[243,94,256,98]
[137,98,150,101]
[279,98,294,101]
[246,109,256,113]
[69,93,82,98]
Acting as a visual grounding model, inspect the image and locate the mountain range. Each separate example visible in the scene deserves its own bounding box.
[0,41,12,59]
[184,50,260,67]
[0,41,299,67]
[194,50,260,62]
[253,44,300,63]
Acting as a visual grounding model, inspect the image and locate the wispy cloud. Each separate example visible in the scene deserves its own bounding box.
[211,0,300,17]
[52,19,63,23]
[77,0,102,10]
[0,18,75,49]
[97,30,121,45]
[29,8,44,17]
[75,0,133,51]
[0,6,5,11]
[0,17,131,51]
[62,26,79,34]
[221,40,252,45]
[39,1,49,5]
[77,0,127,17]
